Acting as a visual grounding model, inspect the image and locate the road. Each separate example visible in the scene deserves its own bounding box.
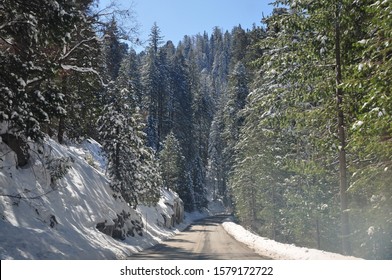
[128,215,268,259]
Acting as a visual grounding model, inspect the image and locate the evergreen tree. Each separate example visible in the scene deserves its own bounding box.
[142,22,165,151]
[206,111,227,201]
[98,55,160,207]
[222,61,249,175]
[191,154,208,209]
[189,51,214,161]
[102,17,129,82]
[159,132,185,192]
[211,28,231,98]
[158,110,197,212]
[230,25,249,67]
[194,32,211,72]
[56,5,104,143]
[229,1,391,258]
[169,49,199,210]
[0,0,94,165]
[169,50,194,161]
[229,5,343,250]
[344,0,392,259]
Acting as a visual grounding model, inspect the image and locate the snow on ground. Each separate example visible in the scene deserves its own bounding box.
[0,137,204,260]
[0,135,363,260]
[222,219,362,260]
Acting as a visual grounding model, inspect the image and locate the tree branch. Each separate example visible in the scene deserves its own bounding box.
[60,64,108,87]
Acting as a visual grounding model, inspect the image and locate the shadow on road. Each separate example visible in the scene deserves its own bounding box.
[128,243,213,260]
[127,215,267,260]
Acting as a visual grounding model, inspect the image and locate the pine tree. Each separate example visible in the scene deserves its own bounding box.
[211,28,231,99]
[230,25,249,67]
[102,17,129,82]
[142,23,165,151]
[98,55,160,207]
[229,5,341,249]
[188,51,211,210]
[169,50,194,161]
[206,111,227,201]
[191,154,208,210]
[194,32,211,72]
[344,0,392,259]
[56,6,104,143]
[232,1,392,256]
[222,61,249,175]
[169,49,200,210]
[159,132,185,192]
[0,0,92,165]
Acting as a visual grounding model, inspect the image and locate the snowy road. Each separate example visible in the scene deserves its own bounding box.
[127,215,268,259]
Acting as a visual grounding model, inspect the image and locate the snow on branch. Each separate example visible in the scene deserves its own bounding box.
[61,64,108,86]
[60,35,107,62]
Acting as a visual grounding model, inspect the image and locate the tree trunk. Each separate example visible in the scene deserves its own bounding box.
[272,183,276,240]
[58,116,65,144]
[335,1,352,255]
[316,217,321,250]
[158,88,164,152]
[58,74,67,144]
[1,133,30,167]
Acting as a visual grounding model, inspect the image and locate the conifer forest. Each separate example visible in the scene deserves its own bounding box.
[0,0,391,259]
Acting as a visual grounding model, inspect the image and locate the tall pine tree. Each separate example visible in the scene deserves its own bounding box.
[99,54,160,207]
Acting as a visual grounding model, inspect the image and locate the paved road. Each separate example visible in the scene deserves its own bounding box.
[128,215,267,259]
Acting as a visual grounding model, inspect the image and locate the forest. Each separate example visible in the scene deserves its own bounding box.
[0,0,391,259]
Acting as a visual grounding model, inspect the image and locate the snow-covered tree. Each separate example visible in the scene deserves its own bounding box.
[102,17,129,82]
[0,0,108,159]
[141,23,165,151]
[343,0,392,259]
[99,55,160,207]
[206,112,227,201]
[222,62,249,173]
[0,0,87,164]
[159,132,185,191]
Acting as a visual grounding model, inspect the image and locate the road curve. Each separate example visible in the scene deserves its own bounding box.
[127,215,268,260]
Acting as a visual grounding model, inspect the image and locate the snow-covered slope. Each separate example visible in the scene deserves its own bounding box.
[0,137,199,259]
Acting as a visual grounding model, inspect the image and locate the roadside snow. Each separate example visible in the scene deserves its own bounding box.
[222,220,362,260]
[0,137,203,260]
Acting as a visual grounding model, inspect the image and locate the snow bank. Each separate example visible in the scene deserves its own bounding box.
[222,220,362,260]
[0,137,199,259]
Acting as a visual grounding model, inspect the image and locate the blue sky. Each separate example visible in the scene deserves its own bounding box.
[99,0,274,49]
